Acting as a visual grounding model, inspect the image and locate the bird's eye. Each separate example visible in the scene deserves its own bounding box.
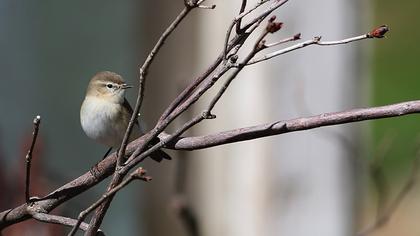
[106,83,113,89]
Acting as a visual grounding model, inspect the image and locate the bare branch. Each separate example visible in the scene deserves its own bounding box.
[161,1,287,126]
[158,54,224,123]
[264,33,301,48]
[126,18,275,169]
[117,4,193,168]
[236,0,247,33]
[68,168,150,236]
[235,0,270,21]
[223,0,284,59]
[241,0,289,32]
[31,212,105,235]
[125,111,211,166]
[247,25,389,65]
[25,115,41,203]
[207,18,276,114]
[164,101,420,150]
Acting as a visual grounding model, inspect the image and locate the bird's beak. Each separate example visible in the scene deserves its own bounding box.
[121,84,132,89]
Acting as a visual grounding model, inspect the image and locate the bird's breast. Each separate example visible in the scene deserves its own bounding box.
[80,97,140,147]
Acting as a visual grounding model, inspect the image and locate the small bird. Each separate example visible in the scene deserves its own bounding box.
[80,71,170,162]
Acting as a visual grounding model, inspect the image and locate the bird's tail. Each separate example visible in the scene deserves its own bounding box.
[146,136,172,162]
[150,150,172,162]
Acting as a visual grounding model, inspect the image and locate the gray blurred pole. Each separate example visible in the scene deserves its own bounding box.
[188,1,366,236]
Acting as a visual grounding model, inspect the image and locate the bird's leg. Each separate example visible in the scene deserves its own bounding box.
[114,147,127,164]
[102,147,113,160]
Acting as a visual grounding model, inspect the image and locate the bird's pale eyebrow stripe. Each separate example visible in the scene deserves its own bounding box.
[100,81,118,86]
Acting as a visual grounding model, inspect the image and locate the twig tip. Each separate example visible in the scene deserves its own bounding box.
[132,167,152,182]
[368,25,389,38]
[143,176,153,182]
[314,36,322,42]
[266,19,283,33]
[34,115,41,124]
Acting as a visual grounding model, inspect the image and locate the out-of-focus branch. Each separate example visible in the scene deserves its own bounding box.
[25,115,41,203]
[172,156,200,236]
[357,150,420,236]
[370,133,395,218]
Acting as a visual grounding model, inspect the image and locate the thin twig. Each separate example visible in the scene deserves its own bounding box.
[161,0,287,126]
[25,115,41,203]
[68,168,150,236]
[207,23,272,113]
[115,69,145,168]
[241,0,289,32]
[235,0,270,22]
[236,0,247,33]
[223,0,277,59]
[158,54,224,123]
[164,0,270,118]
[116,5,193,168]
[222,0,248,58]
[264,33,301,48]
[31,212,105,235]
[247,35,363,65]
[248,25,388,65]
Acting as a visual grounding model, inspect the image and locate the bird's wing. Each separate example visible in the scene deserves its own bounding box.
[122,98,139,126]
[123,99,171,162]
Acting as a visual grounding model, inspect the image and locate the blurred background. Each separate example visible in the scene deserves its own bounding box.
[0,0,419,235]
